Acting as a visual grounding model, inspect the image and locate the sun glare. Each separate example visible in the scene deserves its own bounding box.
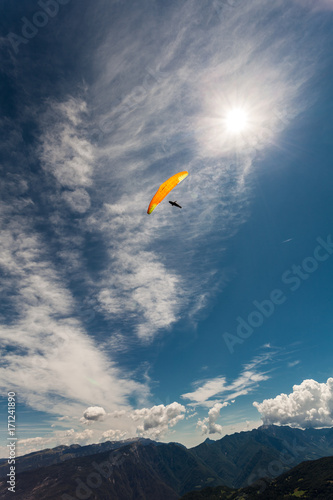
[226,108,248,133]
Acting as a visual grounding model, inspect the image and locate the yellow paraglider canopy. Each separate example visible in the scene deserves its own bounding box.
[147,171,188,214]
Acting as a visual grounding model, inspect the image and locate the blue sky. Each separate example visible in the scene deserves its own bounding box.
[1,0,333,457]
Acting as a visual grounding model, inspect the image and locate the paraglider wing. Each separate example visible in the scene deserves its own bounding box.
[147,171,188,214]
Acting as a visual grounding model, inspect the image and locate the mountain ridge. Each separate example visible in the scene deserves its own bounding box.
[1,425,333,499]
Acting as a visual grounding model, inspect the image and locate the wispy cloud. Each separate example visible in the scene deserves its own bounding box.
[38,98,93,213]
[0,213,145,417]
[0,104,149,424]
[294,0,333,12]
[181,352,272,407]
[288,360,300,368]
[78,0,322,343]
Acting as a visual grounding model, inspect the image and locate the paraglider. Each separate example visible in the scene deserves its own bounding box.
[147,171,188,214]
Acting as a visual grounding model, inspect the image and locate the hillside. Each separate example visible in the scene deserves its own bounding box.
[180,455,333,499]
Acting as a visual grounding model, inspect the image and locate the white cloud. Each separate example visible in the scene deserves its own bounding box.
[253,378,333,428]
[80,0,321,343]
[57,98,88,126]
[108,410,127,419]
[81,406,107,423]
[100,429,128,442]
[13,429,94,457]
[294,0,333,11]
[0,210,147,419]
[131,402,186,439]
[90,204,184,340]
[197,402,229,435]
[288,360,301,368]
[39,100,94,190]
[182,377,227,407]
[0,100,156,455]
[62,188,91,214]
[3,400,186,456]
[219,419,262,438]
[182,353,271,407]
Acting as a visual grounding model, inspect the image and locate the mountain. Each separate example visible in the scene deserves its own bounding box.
[0,441,224,500]
[0,437,156,479]
[0,425,333,499]
[190,424,333,488]
[180,455,333,499]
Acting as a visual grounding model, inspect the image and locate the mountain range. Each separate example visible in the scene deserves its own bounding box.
[0,425,332,499]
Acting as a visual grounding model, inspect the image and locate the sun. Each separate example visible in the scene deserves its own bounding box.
[225,108,248,133]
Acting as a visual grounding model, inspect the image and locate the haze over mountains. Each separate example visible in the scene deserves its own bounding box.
[1,425,333,499]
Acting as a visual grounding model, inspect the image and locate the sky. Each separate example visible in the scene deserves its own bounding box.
[0,0,333,457]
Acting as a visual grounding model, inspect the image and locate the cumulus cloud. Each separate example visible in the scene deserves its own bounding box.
[109,410,127,418]
[131,402,186,439]
[1,400,187,456]
[253,378,333,428]
[100,429,128,442]
[197,402,228,435]
[81,406,107,424]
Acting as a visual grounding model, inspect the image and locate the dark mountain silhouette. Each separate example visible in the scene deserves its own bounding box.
[0,425,332,499]
[180,455,333,499]
[0,437,156,479]
[0,442,223,500]
[190,424,333,488]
